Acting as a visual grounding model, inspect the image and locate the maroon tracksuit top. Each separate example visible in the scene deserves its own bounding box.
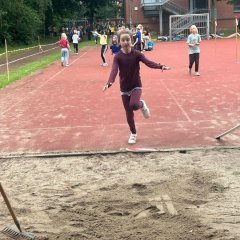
[107,48,164,92]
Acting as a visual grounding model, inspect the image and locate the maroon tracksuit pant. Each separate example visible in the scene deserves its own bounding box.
[121,89,143,134]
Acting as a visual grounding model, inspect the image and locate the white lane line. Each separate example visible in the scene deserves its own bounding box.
[0,47,59,67]
[160,79,192,122]
[0,48,90,117]
[0,119,221,132]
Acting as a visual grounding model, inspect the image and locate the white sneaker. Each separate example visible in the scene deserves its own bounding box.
[141,100,150,119]
[103,63,108,67]
[195,72,200,76]
[128,133,137,144]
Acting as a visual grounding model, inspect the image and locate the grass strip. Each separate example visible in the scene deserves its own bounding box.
[0,40,95,89]
[0,52,59,88]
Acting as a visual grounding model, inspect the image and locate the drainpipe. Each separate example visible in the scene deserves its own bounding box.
[129,0,132,28]
[189,0,193,25]
[159,5,163,35]
[209,0,215,32]
[189,0,193,12]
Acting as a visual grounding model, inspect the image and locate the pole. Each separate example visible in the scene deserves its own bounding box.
[38,36,43,52]
[214,18,217,56]
[236,17,238,63]
[4,39,10,82]
[129,0,132,28]
[169,15,172,41]
[159,5,163,35]
[38,36,42,52]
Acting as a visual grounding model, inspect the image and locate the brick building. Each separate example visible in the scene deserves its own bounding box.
[124,0,240,34]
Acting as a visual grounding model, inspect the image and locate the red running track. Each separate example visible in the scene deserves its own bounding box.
[0,39,240,153]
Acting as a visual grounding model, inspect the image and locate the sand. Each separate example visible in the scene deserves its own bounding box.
[0,148,240,240]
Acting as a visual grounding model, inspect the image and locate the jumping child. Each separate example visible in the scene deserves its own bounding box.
[103,30,170,144]
[187,25,201,76]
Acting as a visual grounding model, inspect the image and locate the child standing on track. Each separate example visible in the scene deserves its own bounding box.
[72,30,80,54]
[187,25,201,76]
[59,33,70,66]
[103,30,170,144]
[97,30,108,66]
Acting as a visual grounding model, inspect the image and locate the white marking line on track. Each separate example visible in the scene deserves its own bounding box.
[160,79,192,122]
[0,47,59,67]
[0,119,220,131]
[0,49,89,117]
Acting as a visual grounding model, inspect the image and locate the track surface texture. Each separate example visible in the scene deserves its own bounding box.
[0,39,239,153]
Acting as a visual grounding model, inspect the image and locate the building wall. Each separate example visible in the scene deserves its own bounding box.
[125,0,157,28]
[125,0,239,33]
[125,0,173,34]
[175,0,188,9]
[216,1,238,29]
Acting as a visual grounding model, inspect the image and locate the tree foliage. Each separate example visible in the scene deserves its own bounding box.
[0,0,122,45]
[0,0,42,44]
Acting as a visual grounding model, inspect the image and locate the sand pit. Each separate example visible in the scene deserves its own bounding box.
[0,148,240,240]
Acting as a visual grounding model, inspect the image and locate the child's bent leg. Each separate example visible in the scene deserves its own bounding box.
[122,95,137,134]
[129,89,142,111]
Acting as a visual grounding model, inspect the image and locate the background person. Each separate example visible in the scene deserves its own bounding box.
[72,30,80,54]
[59,33,70,66]
[110,35,121,55]
[187,25,201,76]
[97,30,108,66]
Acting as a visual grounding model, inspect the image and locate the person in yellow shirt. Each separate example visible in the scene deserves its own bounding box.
[111,26,115,35]
[97,30,108,67]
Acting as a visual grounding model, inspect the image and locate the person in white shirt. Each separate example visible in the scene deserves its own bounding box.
[72,30,80,54]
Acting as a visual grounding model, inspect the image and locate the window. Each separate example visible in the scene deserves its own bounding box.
[234,0,240,12]
[193,0,208,9]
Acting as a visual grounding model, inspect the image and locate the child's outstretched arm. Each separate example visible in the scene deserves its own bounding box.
[103,83,112,92]
[161,65,171,71]
[102,56,119,92]
[139,52,170,71]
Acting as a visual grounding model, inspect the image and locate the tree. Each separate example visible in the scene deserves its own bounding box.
[0,0,42,44]
[0,0,125,45]
[23,0,52,35]
[0,10,10,42]
[80,0,116,23]
[94,2,121,22]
